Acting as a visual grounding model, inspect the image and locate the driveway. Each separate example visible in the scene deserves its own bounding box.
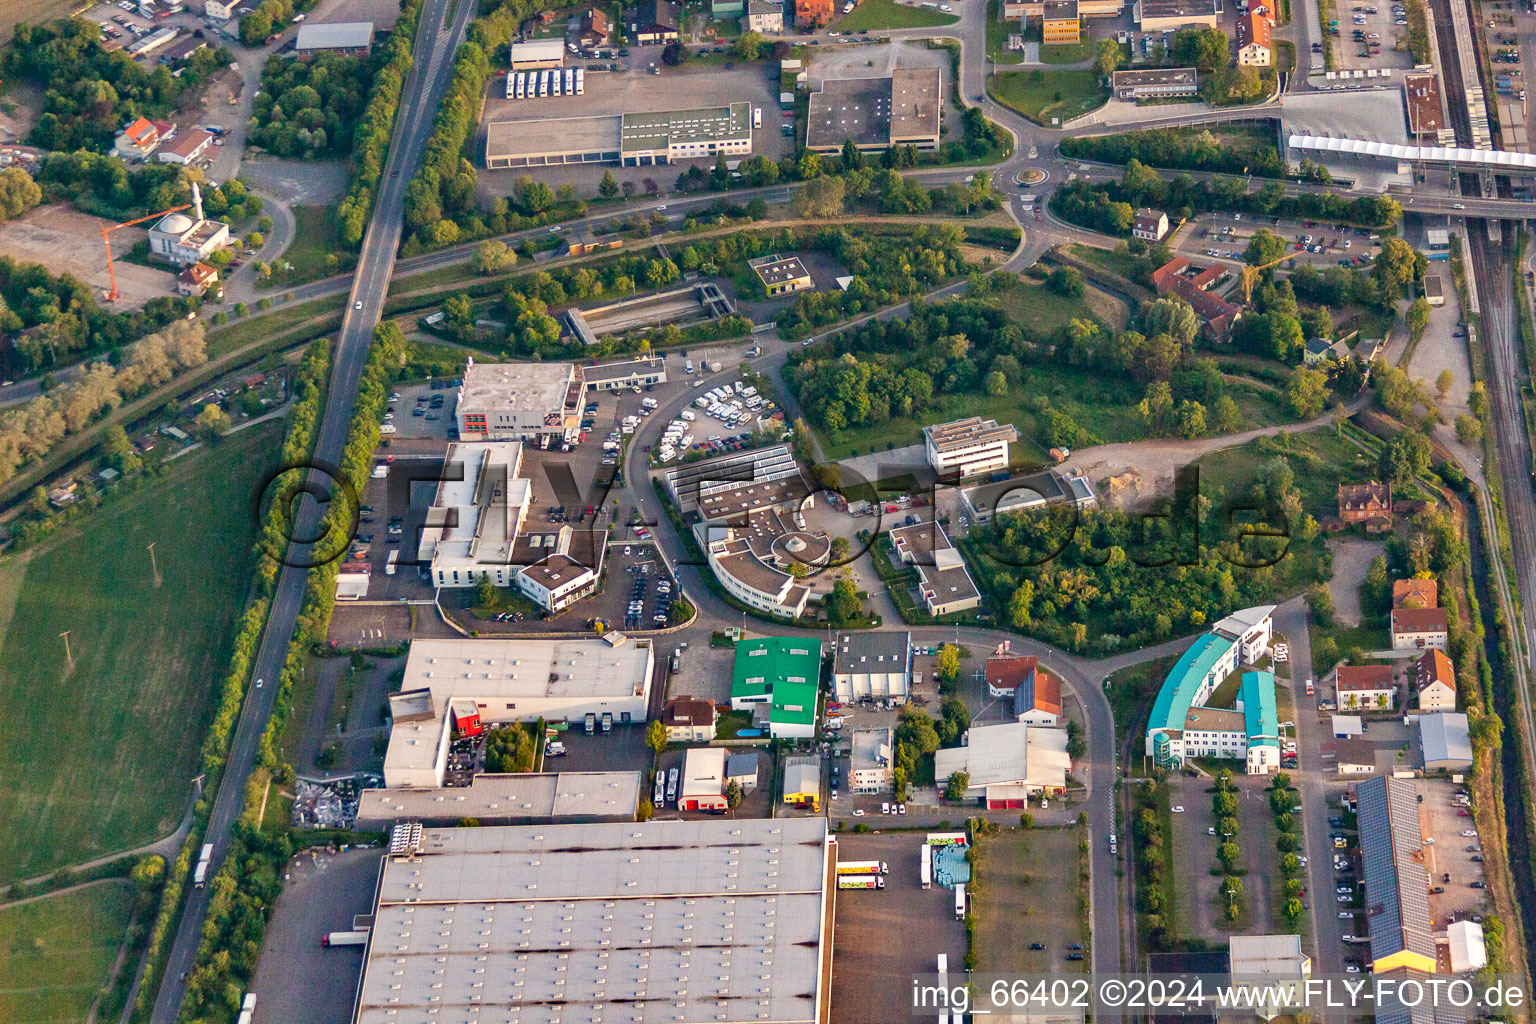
[1328,538,1386,627]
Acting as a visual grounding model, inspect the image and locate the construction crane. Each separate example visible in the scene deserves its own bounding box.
[1239,247,1304,304]
[99,204,190,302]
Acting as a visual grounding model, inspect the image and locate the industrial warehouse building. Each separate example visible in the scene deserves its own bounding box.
[1112,67,1200,100]
[294,20,373,53]
[354,771,642,829]
[731,636,823,739]
[1357,775,1437,974]
[933,721,1071,807]
[352,818,833,1024]
[1133,0,1219,29]
[484,103,754,168]
[831,630,911,702]
[508,38,565,69]
[384,636,654,787]
[581,354,667,391]
[806,68,943,153]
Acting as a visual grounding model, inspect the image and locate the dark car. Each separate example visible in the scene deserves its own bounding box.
[1066,953,1084,961]
[1029,942,1046,950]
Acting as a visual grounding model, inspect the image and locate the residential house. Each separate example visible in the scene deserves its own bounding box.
[795,0,835,28]
[157,128,214,165]
[1303,336,1347,364]
[1414,649,1456,712]
[744,0,785,31]
[1236,11,1273,65]
[1150,257,1243,340]
[578,8,612,47]
[176,262,219,297]
[1338,481,1392,531]
[984,655,1061,725]
[1392,606,1449,651]
[661,696,717,743]
[633,0,682,41]
[1392,578,1438,609]
[114,116,168,159]
[1132,208,1169,241]
[1336,664,1395,709]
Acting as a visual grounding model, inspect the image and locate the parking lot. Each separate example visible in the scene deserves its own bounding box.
[1331,0,1417,72]
[1175,213,1383,274]
[650,745,776,819]
[386,380,458,440]
[252,847,383,1024]
[476,59,787,196]
[1420,779,1488,930]
[546,719,654,772]
[830,832,967,1024]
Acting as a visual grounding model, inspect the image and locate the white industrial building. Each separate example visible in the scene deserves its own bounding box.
[1447,920,1488,973]
[509,38,566,69]
[680,746,729,811]
[831,630,911,702]
[294,20,373,52]
[850,727,894,794]
[1228,934,1311,1020]
[352,818,832,1024]
[384,636,654,787]
[933,722,1071,808]
[1419,711,1473,772]
[418,442,600,611]
[455,359,583,444]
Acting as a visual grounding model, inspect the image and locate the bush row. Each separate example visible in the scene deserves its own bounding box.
[337,0,424,248]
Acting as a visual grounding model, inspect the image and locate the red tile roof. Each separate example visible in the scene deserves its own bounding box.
[985,654,1038,692]
[1393,606,1448,634]
[1392,578,1438,609]
[1415,649,1455,693]
[1237,11,1272,48]
[1337,664,1393,691]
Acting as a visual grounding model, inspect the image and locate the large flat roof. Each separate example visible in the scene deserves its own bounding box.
[806,68,941,150]
[419,442,529,568]
[923,416,1018,454]
[403,636,652,704]
[621,103,753,153]
[295,20,372,48]
[357,819,830,1024]
[1147,633,1238,735]
[1113,67,1200,87]
[1357,775,1435,967]
[486,114,623,162]
[933,722,1070,790]
[458,360,576,417]
[833,630,911,675]
[357,771,642,827]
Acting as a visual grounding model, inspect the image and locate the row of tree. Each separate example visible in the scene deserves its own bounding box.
[336,0,423,247]
[0,319,208,486]
[1062,127,1288,180]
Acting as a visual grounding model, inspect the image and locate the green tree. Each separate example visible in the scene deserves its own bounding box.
[129,853,166,912]
[725,779,743,809]
[1245,227,1289,267]
[1435,368,1454,398]
[985,369,1009,396]
[733,30,764,58]
[1286,366,1330,418]
[1047,266,1085,297]
[1019,812,1035,829]
[473,239,516,274]
[945,770,970,802]
[1373,237,1425,301]
[1379,430,1432,484]
[1455,414,1483,444]
[192,403,230,439]
[1406,296,1431,338]
[936,643,960,682]
[599,170,620,199]
[827,578,862,625]
[646,719,668,754]
[102,422,142,475]
[1213,394,1242,433]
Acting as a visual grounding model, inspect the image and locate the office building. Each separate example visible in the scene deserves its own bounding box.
[1134,0,1220,29]
[1336,664,1395,709]
[351,818,833,1024]
[1041,0,1081,41]
[1112,67,1200,100]
[923,416,1018,478]
[1391,607,1449,650]
[581,354,667,391]
[887,520,982,616]
[455,359,582,443]
[959,468,1097,525]
[1236,11,1273,66]
[749,253,815,295]
[157,128,213,165]
[985,654,1061,725]
[850,727,895,793]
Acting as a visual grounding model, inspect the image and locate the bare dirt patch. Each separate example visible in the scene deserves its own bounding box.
[0,204,174,309]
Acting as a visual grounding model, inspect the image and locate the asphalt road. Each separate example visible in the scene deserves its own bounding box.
[145,0,476,1019]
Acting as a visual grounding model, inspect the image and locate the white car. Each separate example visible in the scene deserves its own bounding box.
[1462,829,1478,837]
[1338,911,1353,919]
[1346,965,1361,974]
[852,809,865,816]
[1171,805,1184,813]
[354,300,363,310]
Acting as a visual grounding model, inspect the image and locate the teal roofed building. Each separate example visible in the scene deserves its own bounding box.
[731,637,824,739]
[712,0,745,16]
[1144,605,1278,774]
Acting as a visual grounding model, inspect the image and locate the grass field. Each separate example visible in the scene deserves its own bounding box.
[837,0,957,30]
[0,422,284,883]
[991,276,1130,334]
[264,205,358,290]
[1040,40,1093,63]
[985,0,1024,63]
[1067,243,1148,287]
[0,880,134,1023]
[1,0,79,43]
[974,827,1089,973]
[988,68,1107,125]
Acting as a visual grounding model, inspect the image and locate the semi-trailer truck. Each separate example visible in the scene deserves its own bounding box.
[194,843,213,888]
[835,860,888,875]
[322,930,370,947]
[837,875,884,889]
[920,844,933,889]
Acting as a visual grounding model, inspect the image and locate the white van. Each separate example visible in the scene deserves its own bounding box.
[680,410,696,421]
[684,359,695,374]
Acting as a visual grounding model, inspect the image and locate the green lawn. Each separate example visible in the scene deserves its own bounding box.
[0,422,284,882]
[991,276,1130,334]
[988,68,1107,125]
[0,881,134,1023]
[837,0,957,30]
[263,204,358,290]
[1040,39,1093,63]
[1068,242,1148,285]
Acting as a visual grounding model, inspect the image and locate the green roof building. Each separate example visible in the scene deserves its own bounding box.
[731,637,824,739]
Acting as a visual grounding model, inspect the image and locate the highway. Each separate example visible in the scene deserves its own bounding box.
[144,0,476,1018]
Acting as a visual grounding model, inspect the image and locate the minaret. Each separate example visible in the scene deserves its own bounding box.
[192,181,204,221]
